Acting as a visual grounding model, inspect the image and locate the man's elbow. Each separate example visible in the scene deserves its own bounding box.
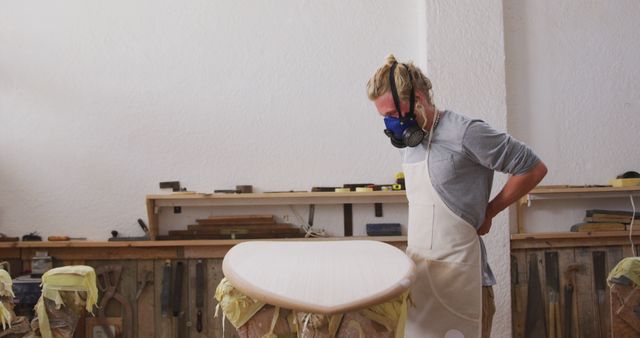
[532,161,548,183]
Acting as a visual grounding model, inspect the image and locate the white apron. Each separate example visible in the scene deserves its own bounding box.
[403,129,482,338]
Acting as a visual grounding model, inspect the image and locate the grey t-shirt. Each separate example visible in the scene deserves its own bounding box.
[401,110,540,286]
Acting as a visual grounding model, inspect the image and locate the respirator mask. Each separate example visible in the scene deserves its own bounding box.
[383,62,426,148]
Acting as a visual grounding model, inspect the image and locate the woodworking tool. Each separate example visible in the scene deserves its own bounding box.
[47,236,87,241]
[96,265,132,338]
[135,270,153,301]
[525,253,547,338]
[195,260,205,332]
[161,261,171,318]
[173,262,185,338]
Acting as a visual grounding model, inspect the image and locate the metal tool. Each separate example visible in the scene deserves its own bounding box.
[96,265,132,338]
[593,251,607,338]
[135,270,153,301]
[161,261,171,317]
[525,253,547,338]
[109,219,150,241]
[0,233,19,242]
[47,236,87,241]
[195,260,205,332]
[159,181,186,213]
[545,252,561,338]
[173,262,185,338]
[22,232,42,241]
[159,181,182,192]
[511,255,522,313]
[31,251,52,278]
[160,260,172,338]
[563,263,581,338]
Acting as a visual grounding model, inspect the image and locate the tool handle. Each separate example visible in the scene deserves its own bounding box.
[161,261,171,316]
[196,310,202,332]
[564,284,573,338]
[48,236,70,241]
[172,262,184,317]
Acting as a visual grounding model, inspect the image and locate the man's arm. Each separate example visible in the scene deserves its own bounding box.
[477,161,548,235]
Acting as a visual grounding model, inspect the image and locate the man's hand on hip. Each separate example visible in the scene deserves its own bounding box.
[477,214,492,235]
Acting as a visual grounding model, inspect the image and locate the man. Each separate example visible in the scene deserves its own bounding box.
[367,55,547,338]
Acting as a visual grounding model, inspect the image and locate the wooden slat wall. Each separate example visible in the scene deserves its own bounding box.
[512,245,633,338]
[3,256,240,338]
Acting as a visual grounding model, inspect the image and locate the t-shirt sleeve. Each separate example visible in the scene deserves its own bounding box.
[462,120,540,175]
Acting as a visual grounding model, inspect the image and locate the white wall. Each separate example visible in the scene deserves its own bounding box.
[1,0,424,238]
[504,1,640,233]
[2,1,602,337]
[425,1,511,336]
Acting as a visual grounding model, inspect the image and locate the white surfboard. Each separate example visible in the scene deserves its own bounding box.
[222,240,416,314]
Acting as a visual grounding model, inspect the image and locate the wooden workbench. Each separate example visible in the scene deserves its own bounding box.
[510,231,637,338]
[1,236,407,338]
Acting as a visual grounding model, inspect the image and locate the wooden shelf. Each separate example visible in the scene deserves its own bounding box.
[0,236,407,249]
[146,191,408,240]
[524,185,640,203]
[147,191,407,207]
[516,185,640,233]
[0,236,408,260]
[511,231,640,249]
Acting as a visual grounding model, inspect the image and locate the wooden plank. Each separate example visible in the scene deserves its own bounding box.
[147,191,407,201]
[517,197,526,233]
[604,246,624,338]
[207,259,239,337]
[137,260,155,338]
[524,250,548,338]
[196,215,275,225]
[512,231,640,241]
[87,260,136,338]
[530,186,640,195]
[175,260,189,338]
[155,260,173,338]
[147,197,158,241]
[511,251,527,338]
[161,233,305,241]
[21,247,179,260]
[0,236,407,249]
[0,248,20,259]
[187,223,295,231]
[557,248,577,338]
[3,259,23,278]
[512,238,640,250]
[184,246,233,259]
[188,260,206,338]
[575,248,597,338]
[180,227,304,235]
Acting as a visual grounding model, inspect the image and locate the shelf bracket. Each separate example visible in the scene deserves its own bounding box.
[343,204,353,236]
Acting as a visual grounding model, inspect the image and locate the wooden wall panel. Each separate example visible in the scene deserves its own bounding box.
[137,260,155,338]
[513,244,633,338]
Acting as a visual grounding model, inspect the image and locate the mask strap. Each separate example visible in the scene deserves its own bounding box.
[388,62,416,121]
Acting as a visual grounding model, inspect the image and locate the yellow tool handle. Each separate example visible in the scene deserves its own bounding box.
[48,236,70,241]
[554,301,562,338]
[549,302,556,338]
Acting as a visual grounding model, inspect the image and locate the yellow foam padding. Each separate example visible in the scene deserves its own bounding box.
[0,269,14,298]
[360,291,409,338]
[0,269,14,330]
[608,257,640,287]
[609,178,640,187]
[0,302,11,330]
[36,265,98,338]
[215,277,266,328]
[217,276,409,337]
